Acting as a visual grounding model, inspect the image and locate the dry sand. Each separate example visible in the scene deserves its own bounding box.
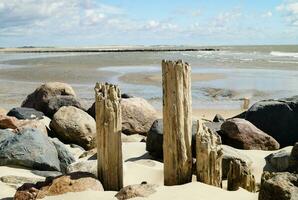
[1,142,288,200]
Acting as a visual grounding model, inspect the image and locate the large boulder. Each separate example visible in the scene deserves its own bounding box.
[259,172,298,200]
[14,172,103,200]
[16,120,48,135]
[45,95,84,118]
[66,160,97,177]
[245,97,298,147]
[21,82,76,117]
[50,138,76,173]
[0,128,60,171]
[50,106,96,150]
[7,107,44,120]
[121,98,158,135]
[146,119,198,159]
[222,145,253,179]
[115,183,157,200]
[266,147,292,172]
[220,118,280,150]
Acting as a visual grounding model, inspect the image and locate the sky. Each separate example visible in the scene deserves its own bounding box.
[0,0,298,47]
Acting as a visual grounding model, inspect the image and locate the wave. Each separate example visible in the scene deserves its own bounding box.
[270,51,298,58]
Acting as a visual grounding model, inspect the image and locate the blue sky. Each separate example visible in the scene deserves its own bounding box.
[0,0,298,47]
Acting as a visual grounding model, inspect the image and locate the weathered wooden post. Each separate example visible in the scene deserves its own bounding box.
[196,120,223,187]
[162,60,192,186]
[95,82,123,191]
[227,159,256,192]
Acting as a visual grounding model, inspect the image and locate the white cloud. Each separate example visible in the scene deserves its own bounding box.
[262,11,273,18]
[277,1,298,26]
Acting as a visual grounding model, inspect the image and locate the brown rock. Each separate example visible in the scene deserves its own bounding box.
[16,120,48,135]
[14,172,103,200]
[21,82,76,116]
[0,115,21,129]
[121,98,158,135]
[115,183,157,200]
[220,118,280,150]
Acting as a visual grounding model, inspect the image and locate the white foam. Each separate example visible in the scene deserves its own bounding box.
[270,51,298,58]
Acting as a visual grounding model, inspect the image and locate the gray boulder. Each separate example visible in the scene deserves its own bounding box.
[7,107,45,120]
[0,128,60,171]
[115,183,158,200]
[45,95,84,118]
[245,96,298,147]
[66,160,97,177]
[50,138,76,173]
[266,147,292,172]
[50,106,96,150]
[259,172,298,200]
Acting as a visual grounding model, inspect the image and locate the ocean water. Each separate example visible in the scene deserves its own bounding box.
[0,45,298,110]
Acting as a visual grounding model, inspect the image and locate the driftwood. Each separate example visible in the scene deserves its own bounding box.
[227,159,256,192]
[95,83,123,191]
[196,120,223,187]
[162,60,193,186]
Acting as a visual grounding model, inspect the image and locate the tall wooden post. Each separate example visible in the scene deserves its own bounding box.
[162,60,192,186]
[95,83,123,191]
[196,120,223,187]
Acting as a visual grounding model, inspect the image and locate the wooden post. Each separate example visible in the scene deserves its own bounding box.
[95,83,123,191]
[162,60,192,186]
[196,120,223,187]
[227,159,256,192]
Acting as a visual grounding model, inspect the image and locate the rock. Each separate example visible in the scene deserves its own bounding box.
[213,114,225,122]
[222,145,253,179]
[245,97,298,147]
[16,120,48,135]
[0,128,60,171]
[66,160,97,177]
[50,138,76,173]
[14,172,104,200]
[266,147,292,172]
[50,106,96,150]
[0,107,7,115]
[121,93,134,99]
[289,142,298,173]
[45,95,84,118]
[0,115,22,129]
[0,175,44,189]
[21,82,76,117]
[121,98,158,135]
[146,119,198,159]
[78,148,97,160]
[7,107,45,120]
[220,118,280,150]
[115,183,157,200]
[121,133,146,143]
[259,172,298,200]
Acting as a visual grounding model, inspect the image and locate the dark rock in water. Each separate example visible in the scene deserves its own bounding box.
[146,119,198,159]
[289,142,298,173]
[50,106,96,150]
[259,172,298,200]
[220,118,279,150]
[21,82,76,116]
[213,114,225,122]
[266,148,291,172]
[45,95,84,118]
[0,128,60,171]
[50,138,76,173]
[245,96,298,147]
[121,93,134,99]
[115,183,157,200]
[7,107,45,120]
[14,172,104,200]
